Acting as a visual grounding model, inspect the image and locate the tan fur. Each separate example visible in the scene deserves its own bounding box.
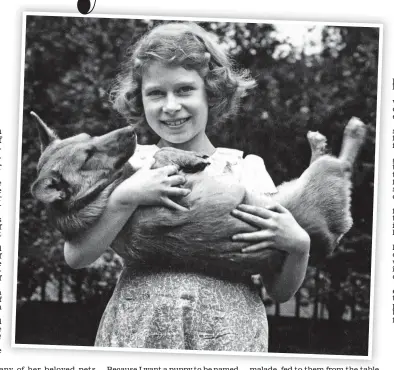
[31,112,366,279]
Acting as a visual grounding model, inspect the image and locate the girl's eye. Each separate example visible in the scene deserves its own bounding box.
[147,90,164,97]
[178,86,194,94]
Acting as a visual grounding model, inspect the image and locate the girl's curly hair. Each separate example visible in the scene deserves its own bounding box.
[110,22,256,127]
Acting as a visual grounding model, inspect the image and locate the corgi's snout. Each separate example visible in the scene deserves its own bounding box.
[118,125,136,137]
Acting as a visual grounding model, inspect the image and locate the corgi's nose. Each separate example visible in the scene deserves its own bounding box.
[122,126,137,137]
[124,126,137,144]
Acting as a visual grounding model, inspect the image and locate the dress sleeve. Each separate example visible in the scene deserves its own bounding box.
[240,154,277,195]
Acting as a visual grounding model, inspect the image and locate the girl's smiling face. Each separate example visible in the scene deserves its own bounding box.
[141,62,212,153]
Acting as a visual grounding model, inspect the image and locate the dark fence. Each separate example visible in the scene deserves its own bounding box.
[15,301,368,355]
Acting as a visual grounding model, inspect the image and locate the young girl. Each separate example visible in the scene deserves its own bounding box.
[64,22,310,352]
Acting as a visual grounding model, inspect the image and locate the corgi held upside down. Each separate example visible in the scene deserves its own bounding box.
[31,112,366,278]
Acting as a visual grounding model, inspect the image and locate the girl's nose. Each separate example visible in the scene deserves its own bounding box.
[162,94,181,114]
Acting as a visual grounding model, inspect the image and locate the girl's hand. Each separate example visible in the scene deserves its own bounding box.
[108,158,191,212]
[231,203,310,256]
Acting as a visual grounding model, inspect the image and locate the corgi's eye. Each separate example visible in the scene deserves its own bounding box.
[85,148,96,162]
[48,178,62,191]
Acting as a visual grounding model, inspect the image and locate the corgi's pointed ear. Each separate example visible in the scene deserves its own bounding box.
[30,111,58,152]
[31,174,69,205]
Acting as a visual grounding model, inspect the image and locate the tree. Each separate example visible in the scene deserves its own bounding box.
[18,17,379,328]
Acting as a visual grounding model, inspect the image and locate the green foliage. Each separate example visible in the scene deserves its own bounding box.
[18,16,379,322]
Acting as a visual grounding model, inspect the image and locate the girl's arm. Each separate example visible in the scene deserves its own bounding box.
[234,154,310,302]
[64,199,138,269]
[262,245,310,303]
[231,203,310,303]
[64,162,190,269]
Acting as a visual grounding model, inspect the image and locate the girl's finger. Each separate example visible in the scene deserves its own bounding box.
[168,175,186,187]
[232,230,272,242]
[236,204,274,219]
[231,209,272,228]
[162,197,189,212]
[161,164,180,176]
[241,241,274,253]
[166,187,191,197]
[265,202,288,214]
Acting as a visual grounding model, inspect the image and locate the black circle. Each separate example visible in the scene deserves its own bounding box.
[77,0,91,14]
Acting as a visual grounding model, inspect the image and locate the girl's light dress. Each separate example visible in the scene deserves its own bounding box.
[95,145,277,352]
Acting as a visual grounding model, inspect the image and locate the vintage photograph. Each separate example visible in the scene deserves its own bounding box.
[14,14,380,356]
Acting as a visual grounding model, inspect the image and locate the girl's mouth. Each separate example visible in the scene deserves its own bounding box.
[161,117,190,127]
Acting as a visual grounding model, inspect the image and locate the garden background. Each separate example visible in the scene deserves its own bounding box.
[15,16,379,355]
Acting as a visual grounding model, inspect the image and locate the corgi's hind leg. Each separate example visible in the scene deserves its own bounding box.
[339,117,367,170]
[307,131,327,164]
